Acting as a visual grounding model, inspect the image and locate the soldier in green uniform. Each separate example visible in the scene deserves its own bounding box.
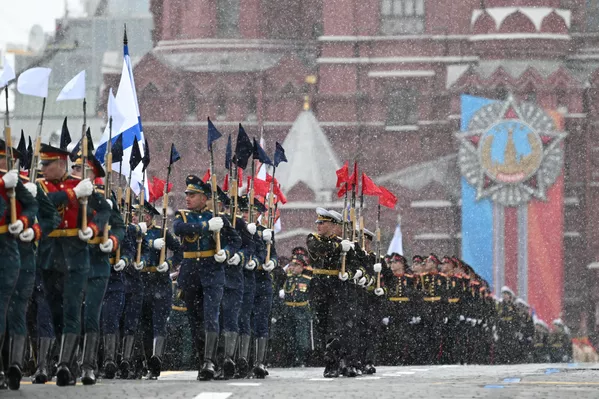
[278,250,312,367]
[496,286,518,364]
[533,318,550,362]
[549,319,572,363]
[1,141,60,390]
[0,145,40,390]
[37,143,111,386]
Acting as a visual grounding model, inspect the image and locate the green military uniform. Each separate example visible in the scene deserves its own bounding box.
[280,263,312,367]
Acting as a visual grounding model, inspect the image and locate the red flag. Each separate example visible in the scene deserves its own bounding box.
[378,185,397,209]
[223,173,229,192]
[254,178,270,197]
[362,173,382,196]
[238,167,243,188]
[337,183,349,198]
[350,162,358,191]
[336,161,349,188]
[150,176,173,202]
[202,169,211,183]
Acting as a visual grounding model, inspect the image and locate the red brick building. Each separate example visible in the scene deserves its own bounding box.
[113,0,599,330]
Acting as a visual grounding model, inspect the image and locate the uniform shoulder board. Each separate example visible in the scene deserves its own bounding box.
[309,233,321,240]
[36,178,50,193]
[175,209,190,223]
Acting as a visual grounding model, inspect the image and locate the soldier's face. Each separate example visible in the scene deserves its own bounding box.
[390,260,405,275]
[440,262,454,274]
[186,192,207,210]
[412,262,423,273]
[316,221,332,236]
[71,165,82,177]
[0,157,6,169]
[502,292,512,302]
[291,261,303,275]
[144,213,153,225]
[41,160,66,180]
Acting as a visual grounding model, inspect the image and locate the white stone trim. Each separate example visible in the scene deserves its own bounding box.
[564,231,581,238]
[564,197,579,206]
[410,200,454,208]
[317,56,479,64]
[413,233,455,240]
[318,35,471,42]
[275,228,314,240]
[368,70,435,78]
[469,33,570,41]
[385,125,419,132]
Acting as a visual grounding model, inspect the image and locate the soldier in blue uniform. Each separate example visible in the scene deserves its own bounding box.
[234,195,263,378]
[252,198,277,379]
[118,202,149,379]
[173,175,241,381]
[37,143,111,386]
[71,153,126,385]
[139,201,182,380]
[100,200,135,380]
[0,145,40,389]
[29,272,56,384]
[216,189,255,380]
[0,142,60,390]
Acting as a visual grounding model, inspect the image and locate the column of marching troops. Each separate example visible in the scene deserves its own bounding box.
[0,139,576,390]
[0,134,284,390]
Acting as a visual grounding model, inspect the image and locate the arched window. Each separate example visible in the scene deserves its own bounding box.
[386,88,419,126]
[184,84,197,120]
[217,0,240,38]
[216,92,227,120]
[380,0,425,35]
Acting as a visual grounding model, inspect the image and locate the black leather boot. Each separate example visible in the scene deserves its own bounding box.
[7,335,26,390]
[252,338,268,379]
[146,336,166,380]
[81,333,99,385]
[55,334,78,387]
[199,332,218,381]
[119,335,135,379]
[102,334,118,379]
[234,334,250,379]
[32,337,53,384]
[222,332,237,380]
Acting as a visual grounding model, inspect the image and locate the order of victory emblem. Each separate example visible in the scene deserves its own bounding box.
[456,96,567,207]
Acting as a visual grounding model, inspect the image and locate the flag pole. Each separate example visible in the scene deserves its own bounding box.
[209,143,221,252]
[158,145,175,265]
[231,164,239,227]
[103,114,113,242]
[80,98,89,230]
[341,181,349,276]
[3,86,17,226]
[135,170,146,265]
[29,97,46,180]
[265,165,276,263]
[376,202,382,289]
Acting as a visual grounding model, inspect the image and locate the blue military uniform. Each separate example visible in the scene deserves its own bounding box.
[252,214,278,378]
[140,202,182,379]
[37,143,111,387]
[173,175,241,381]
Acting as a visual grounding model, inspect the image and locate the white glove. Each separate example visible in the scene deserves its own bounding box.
[214,249,227,263]
[106,198,113,209]
[208,217,224,232]
[459,315,465,322]
[113,259,126,272]
[382,317,390,326]
[374,288,385,296]
[373,263,382,273]
[416,316,422,324]
[138,222,147,235]
[338,272,349,281]
[246,223,257,235]
[357,277,367,286]
[340,239,354,252]
[157,262,169,273]
[133,261,144,271]
[78,227,93,241]
[228,253,241,266]
[263,260,275,272]
[271,318,277,324]
[153,238,165,250]
[245,259,257,270]
[2,170,18,189]
[2,169,19,188]
[99,239,114,253]
[443,317,449,324]
[366,278,375,288]
[24,182,37,198]
[262,229,273,243]
[353,269,363,280]
[73,178,93,198]
[19,228,35,242]
[8,220,24,235]
[278,289,285,299]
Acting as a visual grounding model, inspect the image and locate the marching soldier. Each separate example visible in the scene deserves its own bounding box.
[37,143,111,386]
[0,145,39,389]
[1,141,59,390]
[215,189,255,380]
[173,175,241,381]
[306,207,358,378]
[119,201,149,380]
[235,195,264,378]
[496,286,518,364]
[251,197,277,379]
[71,152,125,385]
[139,201,182,380]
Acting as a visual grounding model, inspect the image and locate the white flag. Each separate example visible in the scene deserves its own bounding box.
[56,70,86,101]
[387,222,404,256]
[17,67,51,98]
[0,56,15,87]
